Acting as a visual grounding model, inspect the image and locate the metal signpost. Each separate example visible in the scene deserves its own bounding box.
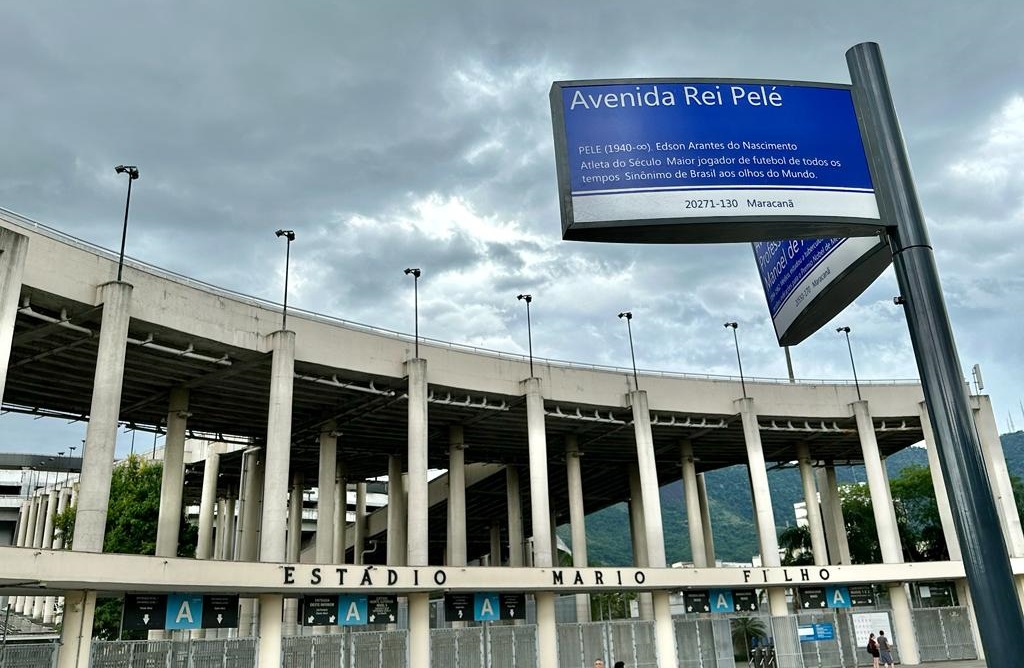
[549,41,1024,664]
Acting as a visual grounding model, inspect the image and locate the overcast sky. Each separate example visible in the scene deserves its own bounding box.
[2,1,1023,456]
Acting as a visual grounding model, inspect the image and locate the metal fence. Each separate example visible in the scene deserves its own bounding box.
[0,643,57,668]
[76,606,977,667]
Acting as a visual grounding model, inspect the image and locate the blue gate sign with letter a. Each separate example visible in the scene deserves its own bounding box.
[337,595,368,626]
[165,593,203,630]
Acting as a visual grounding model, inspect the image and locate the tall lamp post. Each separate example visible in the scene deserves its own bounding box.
[114,165,139,282]
[836,326,862,401]
[274,230,296,330]
[617,311,639,390]
[517,294,534,377]
[404,268,421,358]
[723,322,747,399]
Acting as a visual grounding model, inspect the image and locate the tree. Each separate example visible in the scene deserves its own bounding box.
[731,616,768,660]
[838,483,881,564]
[778,525,815,566]
[53,455,198,639]
[889,464,948,561]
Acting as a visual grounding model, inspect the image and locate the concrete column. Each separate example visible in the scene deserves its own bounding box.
[237,449,265,637]
[628,466,654,621]
[156,387,189,558]
[680,440,707,567]
[506,466,524,567]
[565,435,591,622]
[284,474,303,636]
[524,378,552,565]
[13,500,30,613]
[696,473,716,566]
[854,401,903,563]
[32,493,47,549]
[406,358,429,567]
[447,425,467,567]
[737,397,787,615]
[16,495,39,614]
[56,590,96,668]
[54,488,71,548]
[354,482,366,565]
[259,329,295,565]
[0,228,28,404]
[316,425,338,564]
[221,495,237,560]
[332,473,345,563]
[974,395,1024,556]
[818,464,851,564]
[73,281,133,554]
[523,377,557,667]
[796,443,828,565]
[489,523,501,565]
[889,584,920,665]
[196,444,222,560]
[41,489,58,623]
[405,357,430,663]
[257,594,283,667]
[653,591,678,668]
[629,391,667,567]
[387,455,407,565]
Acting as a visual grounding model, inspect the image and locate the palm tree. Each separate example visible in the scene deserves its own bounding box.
[731,616,768,661]
[778,524,815,565]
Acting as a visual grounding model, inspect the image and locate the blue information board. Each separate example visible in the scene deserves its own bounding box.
[798,622,836,642]
[550,79,882,243]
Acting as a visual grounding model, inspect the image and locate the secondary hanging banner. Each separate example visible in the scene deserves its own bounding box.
[550,79,881,244]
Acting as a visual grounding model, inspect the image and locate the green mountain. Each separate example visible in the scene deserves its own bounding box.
[568,433,1024,566]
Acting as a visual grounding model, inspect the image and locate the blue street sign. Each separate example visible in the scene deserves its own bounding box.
[708,589,734,613]
[165,593,203,630]
[550,79,881,244]
[337,595,368,626]
[798,622,836,642]
[474,593,501,622]
[825,586,852,608]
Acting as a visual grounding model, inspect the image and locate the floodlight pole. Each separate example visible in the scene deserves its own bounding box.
[849,41,1024,662]
[617,311,638,390]
[836,327,861,401]
[517,294,534,377]
[404,268,421,358]
[114,165,139,282]
[724,322,747,399]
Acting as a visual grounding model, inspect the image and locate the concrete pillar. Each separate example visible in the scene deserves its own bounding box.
[523,377,557,668]
[54,488,71,548]
[818,464,851,564]
[221,495,237,560]
[196,444,222,560]
[737,397,787,615]
[565,435,591,622]
[56,590,96,668]
[354,482,366,565]
[406,358,429,566]
[854,401,902,563]
[284,474,303,636]
[237,449,265,637]
[316,425,338,564]
[16,495,39,614]
[628,466,654,621]
[156,387,189,558]
[680,440,707,568]
[0,228,28,404]
[696,473,716,566]
[489,522,501,566]
[854,400,919,664]
[447,425,467,567]
[387,455,407,565]
[973,395,1024,556]
[73,281,133,553]
[13,500,30,613]
[41,490,58,623]
[796,443,828,565]
[332,473,345,563]
[257,594,283,667]
[406,357,430,665]
[259,329,295,565]
[629,391,667,567]
[506,466,524,567]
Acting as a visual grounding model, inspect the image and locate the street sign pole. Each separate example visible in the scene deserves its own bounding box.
[847,41,1024,663]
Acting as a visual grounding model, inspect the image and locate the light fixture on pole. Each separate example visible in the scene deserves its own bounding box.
[836,326,862,401]
[517,294,534,378]
[66,445,76,487]
[274,229,296,330]
[404,268,421,358]
[113,165,139,282]
[723,322,747,399]
[617,311,639,390]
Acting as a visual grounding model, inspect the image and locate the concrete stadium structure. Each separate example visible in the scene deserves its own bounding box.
[0,207,1020,667]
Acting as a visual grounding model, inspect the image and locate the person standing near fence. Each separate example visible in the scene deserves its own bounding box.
[592,659,605,668]
[867,632,880,668]
[877,630,894,667]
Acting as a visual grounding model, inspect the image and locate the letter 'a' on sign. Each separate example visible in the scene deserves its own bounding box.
[550,79,883,244]
[753,235,891,345]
